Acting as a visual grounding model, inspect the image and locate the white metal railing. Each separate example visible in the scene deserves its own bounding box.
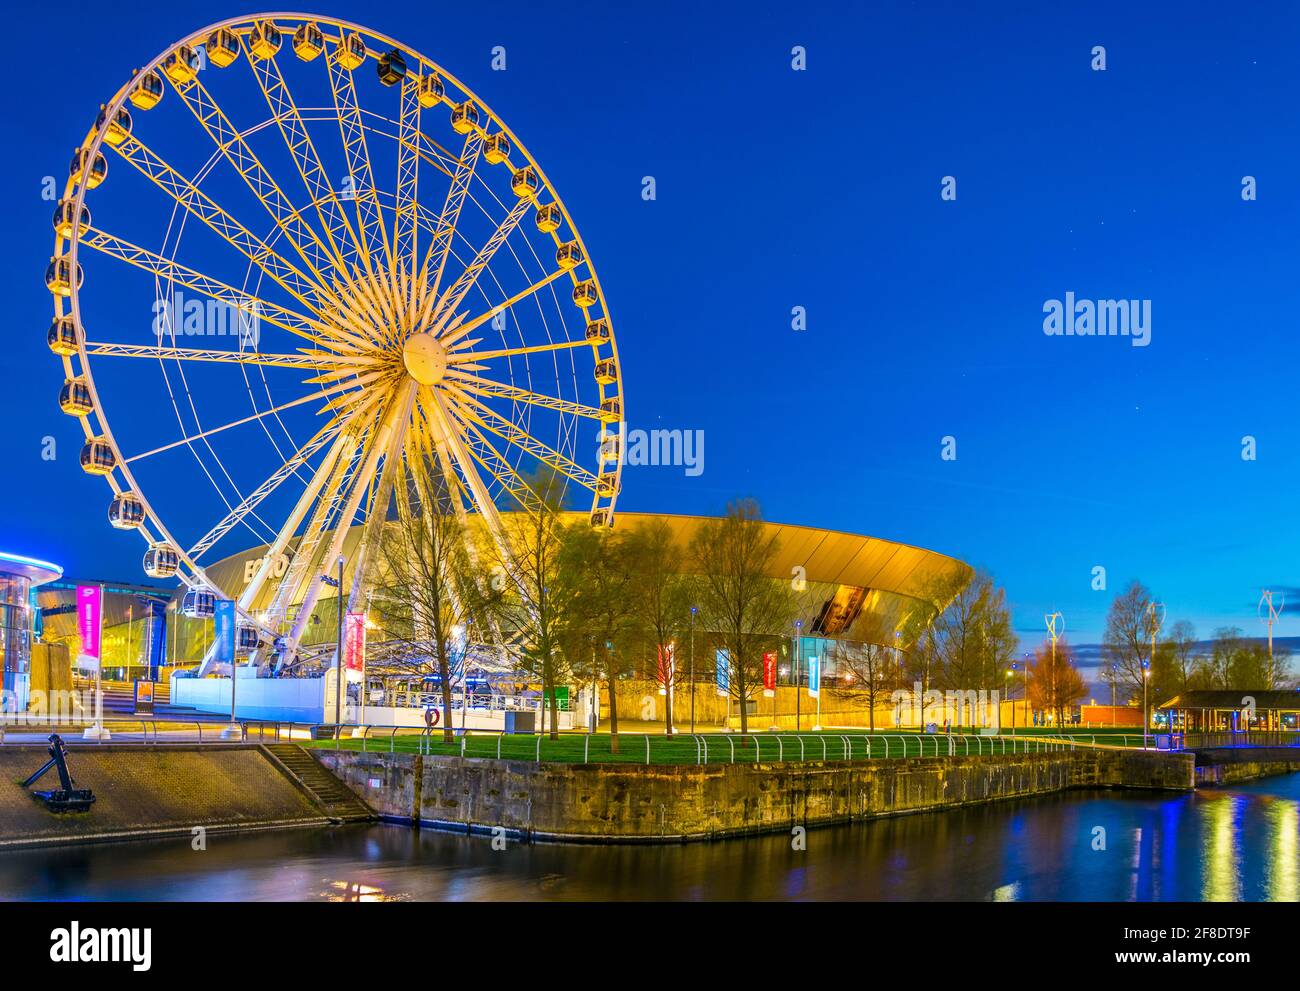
[0,723,1146,762]
[379,690,569,713]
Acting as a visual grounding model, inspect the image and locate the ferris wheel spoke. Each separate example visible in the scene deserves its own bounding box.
[450,338,592,364]
[188,421,341,561]
[123,372,385,465]
[342,394,413,615]
[405,418,517,662]
[80,227,320,342]
[425,392,523,552]
[245,40,365,276]
[436,197,533,318]
[327,54,394,272]
[412,424,472,519]
[256,418,373,629]
[112,134,326,314]
[445,389,599,491]
[439,267,571,347]
[81,342,360,370]
[168,73,341,286]
[456,417,549,516]
[442,372,609,420]
[282,383,416,657]
[426,130,484,300]
[393,76,422,282]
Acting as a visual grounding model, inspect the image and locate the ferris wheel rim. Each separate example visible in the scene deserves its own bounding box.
[53,12,624,640]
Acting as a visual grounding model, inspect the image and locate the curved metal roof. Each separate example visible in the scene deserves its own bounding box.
[0,551,62,586]
[197,513,971,645]
[603,512,971,609]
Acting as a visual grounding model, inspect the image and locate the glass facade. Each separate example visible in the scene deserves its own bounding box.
[0,572,34,709]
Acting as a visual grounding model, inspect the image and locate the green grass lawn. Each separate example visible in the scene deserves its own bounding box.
[303,727,1149,765]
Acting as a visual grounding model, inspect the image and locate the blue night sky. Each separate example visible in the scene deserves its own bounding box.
[4,0,1300,670]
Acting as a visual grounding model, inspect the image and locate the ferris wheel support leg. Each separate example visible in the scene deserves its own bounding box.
[427,395,522,670]
[280,385,416,674]
[193,639,226,680]
[239,428,353,616]
[330,395,415,666]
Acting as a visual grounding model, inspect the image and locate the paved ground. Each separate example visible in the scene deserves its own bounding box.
[0,746,326,848]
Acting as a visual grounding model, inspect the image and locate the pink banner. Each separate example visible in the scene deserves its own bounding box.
[76,585,102,661]
[344,613,366,672]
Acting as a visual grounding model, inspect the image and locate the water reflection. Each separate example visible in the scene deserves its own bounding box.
[1,775,1297,902]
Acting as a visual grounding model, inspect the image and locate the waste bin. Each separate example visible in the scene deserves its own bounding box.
[503,710,536,734]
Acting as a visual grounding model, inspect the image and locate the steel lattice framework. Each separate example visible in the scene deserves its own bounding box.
[47,13,623,670]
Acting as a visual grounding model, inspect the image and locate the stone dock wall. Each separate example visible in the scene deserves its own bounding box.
[317,747,1193,843]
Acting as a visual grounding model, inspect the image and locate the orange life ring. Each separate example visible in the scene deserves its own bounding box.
[424,707,441,728]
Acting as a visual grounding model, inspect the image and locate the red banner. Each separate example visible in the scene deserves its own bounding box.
[656,643,675,688]
[344,613,366,671]
[763,651,777,697]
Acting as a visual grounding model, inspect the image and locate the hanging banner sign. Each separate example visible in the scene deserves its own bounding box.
[75,585,102,670]
[656,643,675,694]
[214,599,237,665]
[715,648,730,697]
[762,651,777,697]
[345,613,367,672]
[807,654,821,699]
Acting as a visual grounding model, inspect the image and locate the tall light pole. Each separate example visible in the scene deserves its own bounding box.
[1142,660,1150,748]
[794,619,803,732]
[360,592,375,729]
[334,555,345,730]
[1023,651,1031,727]
[1110,663,1117,722]
[1044,611,1063,728]
[1144,600,1164,748]
[689,606,697,734]
[1259,589,1284,691]
[1006,667,1014,732]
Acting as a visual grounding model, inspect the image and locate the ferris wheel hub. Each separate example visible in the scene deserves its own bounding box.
[402,332,448,385]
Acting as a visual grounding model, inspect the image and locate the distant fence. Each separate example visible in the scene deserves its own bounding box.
[1178,730,1300,750]
[0,721,1152,764]
[285,726,1150,764]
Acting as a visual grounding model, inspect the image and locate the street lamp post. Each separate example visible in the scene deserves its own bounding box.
[1142,661,1150,748]
[360,594,375,729]
[689,606,697,734]
[335,555,345,731]
[83,583,109,741]
[1144,600,1164,749]
[1044,611,1063,728]
[1006,667,1014,732]
[794,620,803,732]
[1259,589,1284,691]
[1110,664,1117,714]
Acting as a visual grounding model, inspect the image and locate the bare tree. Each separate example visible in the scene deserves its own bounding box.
[1154,619,1199,702]
[372,460,486,743]
[931,570,1017,723]
[1028,638,1087,726]
[689,499,794,734]
[898,569,970,702]
[623,519,690,737]
[490,469,574,741]
[1102,580,1159,703]
[558,523,637,752]
[832,639,899,731]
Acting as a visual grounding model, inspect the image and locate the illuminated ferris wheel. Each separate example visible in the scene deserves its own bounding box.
[46,13,623,666]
